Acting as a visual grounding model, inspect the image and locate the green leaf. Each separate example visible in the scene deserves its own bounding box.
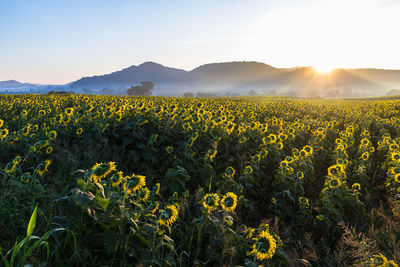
[26,205,38,238]
[23,228,66,262]
[95,195,110,210]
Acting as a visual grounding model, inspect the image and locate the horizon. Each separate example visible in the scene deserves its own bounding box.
[1,0,400,84]
[6,60,400,86]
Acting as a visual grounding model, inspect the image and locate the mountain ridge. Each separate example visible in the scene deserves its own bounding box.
[2,61,400,97]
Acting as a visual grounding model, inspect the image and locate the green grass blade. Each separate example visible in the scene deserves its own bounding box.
[26,205,38,238]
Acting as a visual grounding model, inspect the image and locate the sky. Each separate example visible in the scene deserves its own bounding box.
[1,0,400,84]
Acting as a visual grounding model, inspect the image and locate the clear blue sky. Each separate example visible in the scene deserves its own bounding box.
[1,0,400,84]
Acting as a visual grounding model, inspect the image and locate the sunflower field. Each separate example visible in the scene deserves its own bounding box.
[0,94,399,266]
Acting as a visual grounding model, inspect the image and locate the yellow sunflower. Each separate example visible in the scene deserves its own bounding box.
[220,192,238,212]
[46,146,53,154]
[352,183,361,191]
[123,174,146,194]
[76,128,83,136]
[158,204,179,226]
[0,128,9,139]
[328,178,341,189]
[90,161,116,183]
[250,230,277,260]
[149,201,159,214]
[224,167,236,178]
[202,193,220,211]
[109,171,123,187]
[138,187,150,202]
[244,165,253,175]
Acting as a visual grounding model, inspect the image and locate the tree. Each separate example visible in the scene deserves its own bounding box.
[127,81,154,96]
[183,92,194,98]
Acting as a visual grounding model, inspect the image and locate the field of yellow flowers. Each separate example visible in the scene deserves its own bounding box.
[0,94,399,266]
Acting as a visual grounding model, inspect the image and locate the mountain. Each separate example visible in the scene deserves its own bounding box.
[0,80,39,88]
[70,62,187,90]
[3,61,400,97]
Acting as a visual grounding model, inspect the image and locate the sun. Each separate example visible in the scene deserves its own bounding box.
[312,64,335,74]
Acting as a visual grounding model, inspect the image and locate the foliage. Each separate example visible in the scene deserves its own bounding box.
[0,95,399,265]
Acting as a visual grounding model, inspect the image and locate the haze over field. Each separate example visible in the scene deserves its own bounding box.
[1,0,400,97]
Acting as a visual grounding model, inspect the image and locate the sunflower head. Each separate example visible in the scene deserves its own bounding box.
[220,192,238,212]
[110,171,123,187]
[166,146,174,154]
[328,178,341,189]
[225,167,236,178]
[149,201,159,214]
[352,183,361,191]
[125,174,146,194]
[202,193,220,211]
[138,187,150,202]
[251,230,277,261]
[159,204,179,226]
[299,197,309,207]
[91,162,116,183]
[244,165,253,175]
[21,172,31,183]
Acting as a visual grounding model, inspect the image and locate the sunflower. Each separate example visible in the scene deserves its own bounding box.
[299,197,309,206]
[206,149,217,161]
[45,146,53,154]
[110,171,123,187]
[48,130,57,140]
[65,107,74,116]
[281,166,294,176]
[303,145,313,155]
[21,172,31,183]
[391,152,400,162]
[394,174,400,184]
[250,230,277,260]
[246,228,255,239]
[252,154,261,164]
[297,171,304,180]
[259,149,269,159]
[159,204,179,226]
[44,159,51,170]
[0,128,9,139]
[360,138,370,146]
[369,253,388,266]
[220,192,238,212]
[124,174,146,194]
[90,162,117,183]
[13,156,22,165]
[0,119,3,128]
[36,163,47,176]
[149,201,159,214]
[361,152,369,161]
[276,142,283,150]
[244,165,253,175]
[239,136,247,144]
[201,124,208,132]
[352,183,361,191]
[224,167,236,178]
[166,146,174,154]
[280,160,289,168]
[328,178,341,189]
[138,187,150,202]
[5,162,16,173]
[76,128,83,136]
[202,193,220,211]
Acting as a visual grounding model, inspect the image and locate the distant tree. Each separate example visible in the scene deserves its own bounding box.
[183,92,194,98]
[101,88,113,95]
[249,90,258,96]
[127,81,154,96]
